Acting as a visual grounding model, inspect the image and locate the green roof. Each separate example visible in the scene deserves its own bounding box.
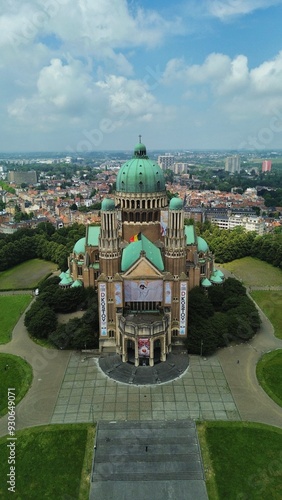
[201,278,212,287]
[101,198,115,211]
[214,269,224,278]
[210,273,223,284]
[73,237,86,254]
[121,234,164,272]
[59,275,73,286]
[86,226,100,246]
[197,236,209,253]
[71,280,83,288]
[169,197,183,210]
[185,225,196,245]
[92,263,100,269]
[134,142,147,156]
[116,143,165,194]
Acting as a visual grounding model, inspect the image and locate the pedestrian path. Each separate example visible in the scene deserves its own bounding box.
[51,352,240,424]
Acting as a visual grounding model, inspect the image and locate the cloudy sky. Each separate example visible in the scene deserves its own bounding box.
[1,0,282,152]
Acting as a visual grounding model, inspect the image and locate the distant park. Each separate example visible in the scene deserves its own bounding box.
[0,259,57,291]
[222,256,282,287]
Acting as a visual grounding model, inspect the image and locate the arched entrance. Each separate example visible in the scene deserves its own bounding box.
[127,339,135,364]
[154,339,161,363]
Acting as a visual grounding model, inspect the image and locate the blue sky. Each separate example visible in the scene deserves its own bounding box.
[1,0,282,152]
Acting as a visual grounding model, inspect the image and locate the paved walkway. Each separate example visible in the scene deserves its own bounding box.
[218,305,282,427]
[0,299,71,437]
[51,353,239,424]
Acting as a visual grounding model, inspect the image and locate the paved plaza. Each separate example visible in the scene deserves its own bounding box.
[51,352,240,424]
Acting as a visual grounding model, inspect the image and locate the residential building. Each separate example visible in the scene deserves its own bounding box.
[262,160,272,173]
[157,154,175,171]
[225,155,241,174]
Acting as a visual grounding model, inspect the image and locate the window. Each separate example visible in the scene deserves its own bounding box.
[172,329,178,337]
[109,330,115,338]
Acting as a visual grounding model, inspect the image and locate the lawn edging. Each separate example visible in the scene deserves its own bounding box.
[256,349,282,408]
[0,353,33,417]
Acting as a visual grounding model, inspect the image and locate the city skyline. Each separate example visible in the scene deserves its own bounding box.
[2,1,282,152]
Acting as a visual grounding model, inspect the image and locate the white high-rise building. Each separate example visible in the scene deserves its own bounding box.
[158,154,175,171]
[225,155,241,174]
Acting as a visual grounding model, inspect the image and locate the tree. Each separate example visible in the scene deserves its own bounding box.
[25,305,57,339]
[36,222,55,237]
[188,286,214,323]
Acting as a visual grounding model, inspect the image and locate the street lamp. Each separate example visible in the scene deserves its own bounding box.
[200,339,203,357]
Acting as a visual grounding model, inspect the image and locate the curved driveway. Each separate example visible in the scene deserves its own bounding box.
[0,297,71,437]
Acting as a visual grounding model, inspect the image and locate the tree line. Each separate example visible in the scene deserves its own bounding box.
[0,222,86,272]
[0,219,281,271]
[197,222,282,266]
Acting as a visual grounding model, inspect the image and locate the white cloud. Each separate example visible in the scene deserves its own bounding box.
[96,75,160,118]
[7,58,171,137]
[7,58,100,127]
[162,51,282,123]
[0,0,181,52]
[207,0,282,20]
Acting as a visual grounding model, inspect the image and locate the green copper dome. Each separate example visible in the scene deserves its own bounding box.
[134,142,147,156]
[116,141,165,194]
[101,198,115,211]
[169,197,183,210]
[197,236,209,253]
[73,237,86,255]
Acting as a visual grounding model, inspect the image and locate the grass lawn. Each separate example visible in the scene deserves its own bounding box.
[0,295,32,344]
[0,259,57,290]
[0,424,95,499]
[198,421,282,500]
[221,257,282,287]
[250,290,282,339]
[256,350,282,408]
[0,354,33,417]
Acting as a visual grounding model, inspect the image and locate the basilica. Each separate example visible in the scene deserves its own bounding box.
[65,140,219,366]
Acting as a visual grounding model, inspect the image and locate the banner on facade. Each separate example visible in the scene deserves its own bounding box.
[164,281,172,304]
[124,280,163,302]
[114,283,122,306]
[179,282,187,335]
[99,283,107,336]
[138,338,150,357]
